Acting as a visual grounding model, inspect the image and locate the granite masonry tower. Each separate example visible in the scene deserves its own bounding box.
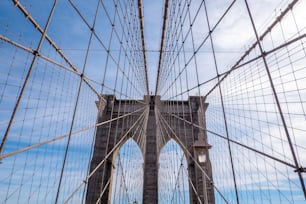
[86,95,214,204]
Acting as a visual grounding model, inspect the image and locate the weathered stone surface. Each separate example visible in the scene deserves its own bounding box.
[86,95,214,204]
[143,97,158,203]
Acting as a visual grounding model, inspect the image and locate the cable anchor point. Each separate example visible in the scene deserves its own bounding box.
[294,167,306,173]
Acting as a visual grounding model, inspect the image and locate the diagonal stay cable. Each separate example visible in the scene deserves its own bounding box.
[0,34,103,98]
[156,107,203,204]
[162,30,306,100]
[204,0,299,99]
[156,107,229,204]
[95,178,111,204]
[54,0,106,200]
[65,108,148,203]
[183,166,203,204]
[170,152,192,203]
[0,106,146,160]
[202,0,239,202]
[157,0,237,96]
[11,0,106,103]
[63,107,148,203]
[166,111,297,169]
[244,0,305,198]
[68,0,147,96]
[0,0,58,156]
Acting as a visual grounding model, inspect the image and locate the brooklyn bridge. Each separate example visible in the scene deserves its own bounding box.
[0,0,305,203]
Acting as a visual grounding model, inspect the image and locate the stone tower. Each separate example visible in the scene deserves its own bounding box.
[86,95,214,204]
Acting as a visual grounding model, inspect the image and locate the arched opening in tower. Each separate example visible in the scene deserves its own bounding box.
[110,138,144,204]
[158,139,190,203]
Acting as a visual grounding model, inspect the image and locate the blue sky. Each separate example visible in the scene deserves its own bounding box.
[1,0,306,203]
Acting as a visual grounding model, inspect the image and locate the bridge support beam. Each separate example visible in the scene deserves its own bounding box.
[188,97,215,204]
[85,95,115,204]
[142,96,158,203]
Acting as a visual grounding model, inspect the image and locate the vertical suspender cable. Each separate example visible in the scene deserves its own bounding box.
[244,0,306,198]
[0,0,58,155]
